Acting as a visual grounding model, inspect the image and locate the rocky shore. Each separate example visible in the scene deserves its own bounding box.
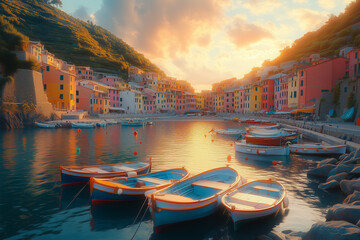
[259,149,360,240]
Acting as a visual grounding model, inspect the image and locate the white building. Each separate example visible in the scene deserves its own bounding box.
[119,90,143,114]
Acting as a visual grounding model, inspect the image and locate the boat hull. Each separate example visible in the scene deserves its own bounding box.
[289,145,346,155]
[235,142,289,156]
[72,123,94,128]
[230,202,282,223]
[91,186,144,203]
[244,134,298,146]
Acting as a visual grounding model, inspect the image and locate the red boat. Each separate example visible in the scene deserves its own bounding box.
[244,133,299,146]
[241,120,266,124]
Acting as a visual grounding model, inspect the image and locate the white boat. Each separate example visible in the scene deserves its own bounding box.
[250,123,279,130]
[96,121,107,127]
[212,128,243,135]
[72,122,95,128]
[121,119,145,126]
[35,122,57,128]
[289,143,346,155]
[235,140,289,156]
[222,180,288,229]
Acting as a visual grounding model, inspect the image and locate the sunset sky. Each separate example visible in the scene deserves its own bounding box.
[61,0,353,92]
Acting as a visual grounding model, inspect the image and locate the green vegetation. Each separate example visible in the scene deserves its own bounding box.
[264,0,360,66]
[332,82,341,106]
[347,92,356,109]
[0,0,163,78]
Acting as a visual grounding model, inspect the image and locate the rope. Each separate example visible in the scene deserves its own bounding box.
[64,182,89,210]
[132,198,148,225]
[130,205,150,240]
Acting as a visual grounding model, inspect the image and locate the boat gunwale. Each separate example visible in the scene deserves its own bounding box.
[289,145,345,150]
[149,167,241,206]
[221,179,286,213]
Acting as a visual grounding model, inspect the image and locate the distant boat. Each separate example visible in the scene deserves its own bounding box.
[289,143,346,155]
[235,140,289,156]
[244,130,299,146]
[222,180,288,229]
[96,121,107,127]
[121,119,145,126]
[60,160,151,186]
[72,122,95,128]
[35,122,57,128]
[90,168,189,204]
[147,167,245,231]
[212,128,243,135]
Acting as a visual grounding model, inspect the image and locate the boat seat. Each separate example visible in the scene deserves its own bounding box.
[155,194,194,203]
[82,167,108,173]
[192,180,231,190]
[137,177,169,185]
[231,193,277,206]
[112,166,135,172]
[252,185,281,192]
[229,203,256,210]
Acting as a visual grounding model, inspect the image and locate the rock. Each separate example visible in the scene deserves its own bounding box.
[326,204,360,225]
[319,179,340,190]
[350,165,360,175]
[327,172,348,182]
[328,165,354,178]
[340,179,360,195]
[281,230,305,240]
[307,164,335,178]
[353,149,360,160]
[351,201,360,205]
[344,191,360,204]
[357,219,360,227]
[317,158,338,168]
[339,153,349,161]
[342,158,359,165]
[303,221,360,240]
[267,231,287,240]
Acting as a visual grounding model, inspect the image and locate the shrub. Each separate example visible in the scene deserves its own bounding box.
[347,92,356,109]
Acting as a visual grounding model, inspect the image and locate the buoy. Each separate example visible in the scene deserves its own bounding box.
[134,151,138,155]
[133,131,138,136]
[272,160,277,166]
[227,155,231,162]
[76,148,80,154]
[140,141,142,144]
[77,128,81,133]
[230,143,233,146]
[204,134,207,138]
[211,139,214,142]
[245,157,248,160]
[256,149,259,155]
[149,157,152,161]
[131,128,134,130]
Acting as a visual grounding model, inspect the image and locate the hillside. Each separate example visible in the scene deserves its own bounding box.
[0,0,163,78]
[264,0,360,67]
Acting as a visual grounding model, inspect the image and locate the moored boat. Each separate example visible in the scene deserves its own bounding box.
[289,144,346,155]
[244,131,299,146]
[235,140,289,156]
[212,128,243,135]
[121,119,145,126]
[147,167,246,231]
[35,122,57,128]
[60,160,151,186]
[72,122,95,128]
[90,168,189,204]
[222,180,288,229]
[250,123,279,130]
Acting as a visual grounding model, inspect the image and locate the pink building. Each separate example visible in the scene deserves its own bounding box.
[261,77,275,111]
[142,88,157,113]
[185,92,197,112]
[274,74,288,111]
[76,66,93,80]
[347,49,360,79]
[109,88,121,108]
[299,57,348,108]
[175,91,186,114]
[98,77,117,87]
[76,83,110,114]
[224,89,235,113]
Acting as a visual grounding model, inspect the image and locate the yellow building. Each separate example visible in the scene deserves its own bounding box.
[250,82,262,112]
[115,81,129,90]
[287,71,299,109]
[243,87,250,113]
[196,94,205,110]
[215,93,224,112]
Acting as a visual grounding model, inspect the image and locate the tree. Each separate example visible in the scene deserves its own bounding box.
[43,0,62,7]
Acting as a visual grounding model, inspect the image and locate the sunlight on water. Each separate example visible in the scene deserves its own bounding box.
[0,120,346,239]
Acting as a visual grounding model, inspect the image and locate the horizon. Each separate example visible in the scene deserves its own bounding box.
[61,0,353,91]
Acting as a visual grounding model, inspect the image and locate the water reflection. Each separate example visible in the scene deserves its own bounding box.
[0,120,345,239]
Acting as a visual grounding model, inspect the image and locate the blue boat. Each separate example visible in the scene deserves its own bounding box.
[341,107,355,120]
[121,119,145,126]
[90,168,189,204]
[60,160,151,186]
[147,167,246,231]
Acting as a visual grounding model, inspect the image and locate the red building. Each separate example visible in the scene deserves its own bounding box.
[299,57,348,108]
[224,89,235,113]
[347,49,360,79]
[261,77,275,111]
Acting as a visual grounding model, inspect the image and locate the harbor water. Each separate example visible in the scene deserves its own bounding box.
[0,119,346,239]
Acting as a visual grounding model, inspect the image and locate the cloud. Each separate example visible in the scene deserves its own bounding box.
[226,17,273,48]
[94,0,229,58]
[291,8,329,31]
[241,0,282,15]
[73,6,91,21]
[293,0,308,3]
[318,0,336,10]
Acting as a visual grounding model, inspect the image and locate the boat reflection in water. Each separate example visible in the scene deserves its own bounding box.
[235,152,291,168]
[60,185,91,210]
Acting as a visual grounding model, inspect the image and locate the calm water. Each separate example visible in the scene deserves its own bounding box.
[0,119,346,240]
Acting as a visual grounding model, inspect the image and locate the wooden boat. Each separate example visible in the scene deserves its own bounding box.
[35,122,57,128]
[90,168,189,204]
[60,160,151,186]
[212,128,243,135]
[250,123,279,130]
[147,167,246,230]
[121,119,145,126]
[241,120,265,124]
[222,180,288,228]
[244,130,299,146]
[235,140,289,156]
[289,144,346,155]
[72,122,95,128]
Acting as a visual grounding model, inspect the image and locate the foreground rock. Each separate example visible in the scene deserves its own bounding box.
[317,158,338,167]
[303,221,360,240]
[326,204,360,225]
[257,230,304,240]
[307,164,335,178]
[319,179,339,190]
[327,172,348,182]
[344,191,360,205]
[340,178,360,195]
[328,164,354,178]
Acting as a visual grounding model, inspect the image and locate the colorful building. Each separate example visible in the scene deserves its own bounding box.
[76,66,93,80]
[76,81,110,114]
[119,90,143,114]
[274,74,289,111]
[224,89,235,113]
[347,49,360,79]
[142,88,157,113]
[250,82,262,112]
[261,76,275,111]
[287,71,300,109]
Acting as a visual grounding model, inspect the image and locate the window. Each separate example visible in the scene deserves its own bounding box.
[295,81,296,87]
[76,99,79,103]
[120,98,122,102]
[294,91,297,98]
[255,96,257,101]
[46,66,49,71]
[301,90,303,96]
[60,84,63,90]
[59,94,63,99]
[355,64,357,76]
[301,71,303,76]
[356,52,358,59]
[60,75,64,80]
[255,104,257,108]
[90,99,92,104]
[44,84,46,90]
[78,70,81,74]
[300,80,303,86]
